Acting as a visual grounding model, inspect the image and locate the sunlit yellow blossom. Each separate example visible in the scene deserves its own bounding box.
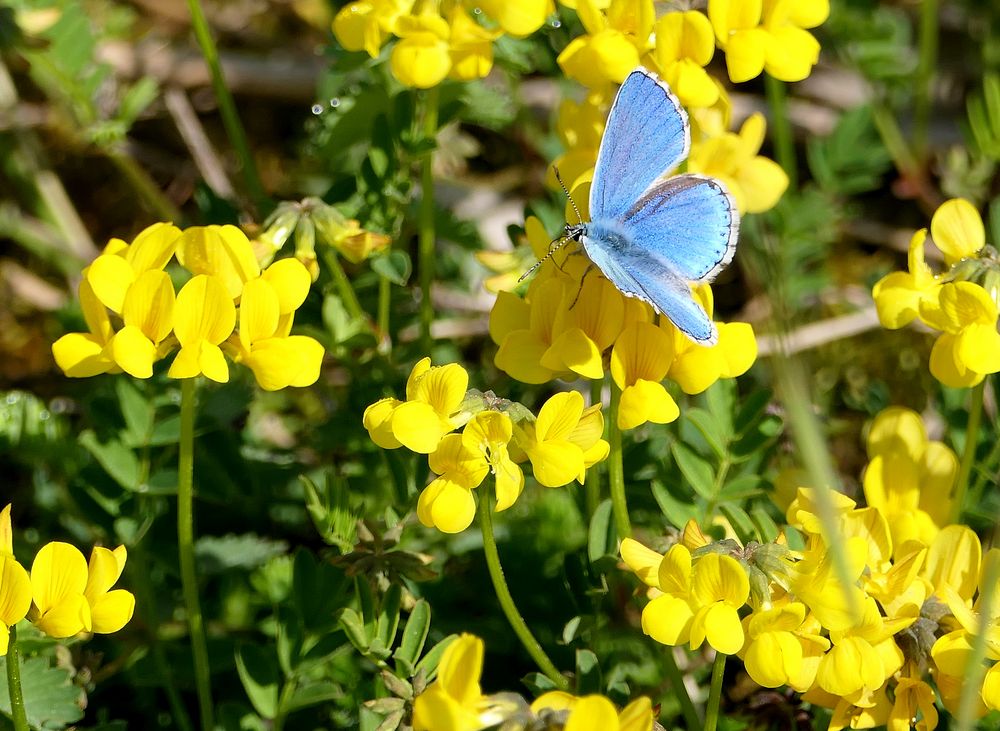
[517,391,609,487]
[168,275,237,383]
[541,276,629,380]
[389,12,450,88]
[873,229,941,329]
[229,260,324,391]
[363,358,470,454]
[741,601,829,691]
[52,278,119,378]
[888,676,938,731]
[477,0,553,37]
[688,113,788,214]
[531,692,654,731]
[708,0,828,83]
[558,0,654,89]
[610,321,679,429]
[84,546,135,634]
[922,281,1000,387]
[30,542,91,638]
[664,285,757,394]
[447,7,500,80]
[85,222,181,314]
[0,506,31,656]
[493,278,569,384]
[930,198,985,266]
[652,11,718,108]
[862,406,955,552]
[413,634,510,730]
[333,0,413,58]
[176,225,260,300]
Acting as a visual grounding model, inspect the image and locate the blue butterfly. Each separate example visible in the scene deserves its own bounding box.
[560,67,739,346]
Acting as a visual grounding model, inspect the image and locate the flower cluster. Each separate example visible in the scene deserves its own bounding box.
[412,633,654,731]
[619,405,988,730]
[333,0,552,88]
[489,217,756,429]
[0,504,134,652]
[364,358,608,532]
[874,198,1000,387]
[52,223,325,391]
[559,0,827,93]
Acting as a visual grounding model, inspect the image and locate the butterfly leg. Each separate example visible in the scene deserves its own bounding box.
[568,263,597,310]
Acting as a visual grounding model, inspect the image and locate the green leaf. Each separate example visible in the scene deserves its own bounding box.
[414,635,458,681]
[734,390,773,437]
[115,379,153,445]
[117,77,159,127]
[751,506,780,542]
[587,499,614,562]
[575,650,601,695]
[194,534,288,575]
[79,430,140,490]
[718,503,757,544]
[671,442,716,499]
[393,600,431,677]
[731,414,782,462]
[651,480,699,529]
[682,408,726,460]
[284,681,342,713]
[235,644,280,719]
[718,475,763,501]
[371,250,412,286]
[703,380,735,439]
[0,653,85,729]
[338,608,371,653]
[375,584,402,656]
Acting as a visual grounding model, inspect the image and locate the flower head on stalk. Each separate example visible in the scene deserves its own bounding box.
[52,223,325,391]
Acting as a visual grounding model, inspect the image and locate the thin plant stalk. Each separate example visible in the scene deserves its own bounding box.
[377,274,392,355]
[663,649,702,730]
[703,652,727,731]
[951,379,985,524]
[5,624,29,731]
[418,87,440,354]
[321,249,366,324]
[956,551,999,731]
[608,381,632,540]
[185,0,267,210]
[764,75,797,190]
[585,379,604,520]
[477,484,568,690]
[177,378,214,731]
[913,0,939,160]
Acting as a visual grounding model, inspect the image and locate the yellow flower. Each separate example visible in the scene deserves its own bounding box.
[708,0,828,83]
[531,692,654,731]
[664,285,757,394]
[229,259,324,391]
[84,222,181,315]
[873,229,941,329]
[557,0,654,89]
[176,225,260,300]
[493,278,568,384]
[84,546,135,634]
[52,278,119,378]
[930,197,985,266]
[417,412,523,533]
[412,634,512,730]
[333,0,413,58]
[477,0,553,37]
[446,6,500,81]
[168,275,237,383]
[888,677,938,731]
[391,11,451,88]
[363,358,470,453]
[652,11,718,108]
[923,282,1000,387]
[741,601,829,691]
[610,321,680,429]
[688,113,788,214]
[517,391,609,487]
[862,406,956,553]
[0,506,31,657]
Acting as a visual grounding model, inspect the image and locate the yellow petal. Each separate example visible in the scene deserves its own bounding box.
[708,0,763,40]
[174,275,237,348]
[618,696,654,731]
[957,322,1000,375]
[240,278,281,350]
[85,546,127,599]
[391,33,451,88]
[496,329,557,384]
[542,328,604,379]
[261,258,312,313]
[436,633,484,706]
[762,26,820,82]
[87,253,136,314]
[110,326,157,379]
[528,441,585,487]
[929,333,982,388]
[668,344,726,394]
[535,391,584,442]
[931,198,985,264]
[31,542,88,613]
[122,269,175,343]
[0,505,11,555]
[733,156,788,213]
[0,555,31,627]
[717,322,757,377]
[52,333,115,378]
[618,380,679,430]
[425,478,477,533]
[641,594,694,645]
[124,222,181,273]
[663,59,720,109]
[34,592,91,638]
[723,27,768,83]
[392,401,450,454]
[333,2,378,54]
[655,10,715,65]
[565,695,619,731]
[364,398,403,449]
[620,537,664,587]
[177,225,261,299]
[611,321,674,387]
[489,291,531,346]
[90,589,135,633]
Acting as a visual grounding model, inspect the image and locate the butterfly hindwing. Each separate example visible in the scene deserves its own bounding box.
[622,173,739,283]
[581,222,717,344]
[589,68,689,222]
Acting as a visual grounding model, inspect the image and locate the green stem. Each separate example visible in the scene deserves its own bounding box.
[951,380,985,524]
[5,624,29,731]
[177,378,214,731]
[184,0,267,211]
[662,649,702,730]
[957,552,1000,731]
[321,248,366,324]
[418,87,440,354]
[377,274,392,355]
[108,151,183,223]
[913,0,939,161]
[608,381,631,540]
[585,379,604,521]
[703,652,727,731]
[764,75,797,190]
[477,486,568,690]
[272,671,298,731]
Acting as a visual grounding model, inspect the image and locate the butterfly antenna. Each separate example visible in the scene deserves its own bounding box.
[553,166,583,225]
[518,234,573,283]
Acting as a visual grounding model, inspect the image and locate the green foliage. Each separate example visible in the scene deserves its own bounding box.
[0,652,85,730]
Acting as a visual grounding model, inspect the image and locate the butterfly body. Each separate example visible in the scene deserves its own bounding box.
[568,67,740,346]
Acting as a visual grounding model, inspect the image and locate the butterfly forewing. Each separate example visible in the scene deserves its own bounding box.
[621,174,739,283]
[589,68,690,221]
